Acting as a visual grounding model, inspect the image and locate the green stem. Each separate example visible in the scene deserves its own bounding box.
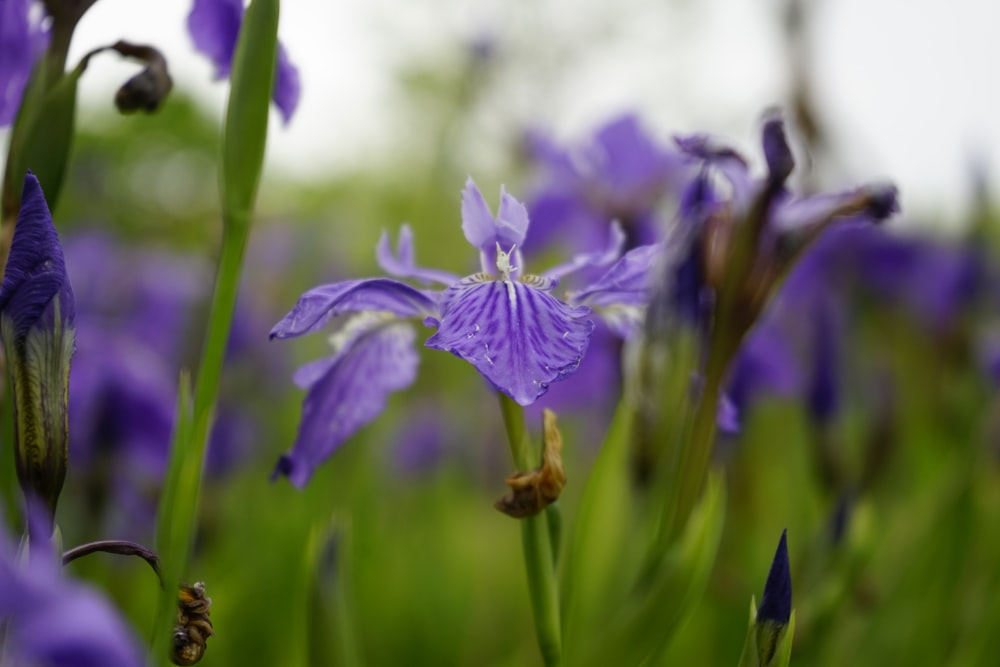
[498,394,562,667]
[150,224,249,664]
[654,311,737,552]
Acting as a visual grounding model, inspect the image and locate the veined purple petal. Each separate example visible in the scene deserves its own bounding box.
[270,278,439,339]
[569,243,662,309]
[376,225,460,286]
[543,221,626,282]
[425,277,594,406]
[0,172,75,342]
[461,177,528,252]
[0,0,49,127]
[273,321,419,487]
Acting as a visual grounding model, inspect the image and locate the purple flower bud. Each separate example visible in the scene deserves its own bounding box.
[0,172,75,530]
[762,113,794,187]
[757,529,792,625]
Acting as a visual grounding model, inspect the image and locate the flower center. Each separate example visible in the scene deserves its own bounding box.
[495,242,517,281]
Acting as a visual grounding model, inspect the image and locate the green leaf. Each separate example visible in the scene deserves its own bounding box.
[219,0,279,229]
[575,469,727,666]
[737,600,797,667]
[3,66,80,219]
[561,402,637,664]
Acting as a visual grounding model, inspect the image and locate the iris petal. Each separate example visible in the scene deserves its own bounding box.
[426,278,594,406]
[570,243,662,309]
[461,177,528,252]
[273,321,419,487]
[270,278,438,339]
[376,225,460,286]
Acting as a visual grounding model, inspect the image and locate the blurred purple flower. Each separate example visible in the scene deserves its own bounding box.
[63,232,284,536]
[0,0,49,127]
[525,114,688,252]
[271,177,662,486]
[187,0,301,124]
[0,512,144,667]
[668,115,898,431]
[725,219,990,428]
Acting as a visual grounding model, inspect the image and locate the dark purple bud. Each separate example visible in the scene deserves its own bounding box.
[862,183,900,221]
[0,171,75,341]
[757,529,792,624]
[0,172,76,530]
[762,113,794,187]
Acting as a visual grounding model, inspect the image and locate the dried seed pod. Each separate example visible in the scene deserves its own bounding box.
[171,582,214,665]
[495,409,567,518]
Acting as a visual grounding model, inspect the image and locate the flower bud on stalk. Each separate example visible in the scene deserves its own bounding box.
[739,529,795,667]
[0,172,75,535]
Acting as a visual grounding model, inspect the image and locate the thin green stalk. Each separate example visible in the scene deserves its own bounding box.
[150,229,248,664]
[498,394,561,667]
[149,0,278,660]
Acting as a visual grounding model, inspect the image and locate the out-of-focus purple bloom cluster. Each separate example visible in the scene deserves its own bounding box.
[188,0,301,124]
[271,177,662,486]
[63,232,283,537]
[525,114,688,253]
[0,511,144,667]
[0,0,49,127]
[727,220,991,428]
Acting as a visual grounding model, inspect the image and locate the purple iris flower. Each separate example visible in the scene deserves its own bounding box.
[271,177,660,486]
[525,114,688,253]
[0,510,144,667]
[0,0,49,127]
[187,0,301,124]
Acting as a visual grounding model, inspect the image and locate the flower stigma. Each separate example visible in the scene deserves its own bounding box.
[495,242,518,280]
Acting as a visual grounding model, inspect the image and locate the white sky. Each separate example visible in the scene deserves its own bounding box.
[58,0,1000,226]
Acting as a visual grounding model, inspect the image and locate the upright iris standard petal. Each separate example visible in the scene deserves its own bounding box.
[0,173,75,530]
[461,177,528,253]
[270,278,439,339]
[273,320,420,487]
[187,0,301,123]
[425,277,594,406]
